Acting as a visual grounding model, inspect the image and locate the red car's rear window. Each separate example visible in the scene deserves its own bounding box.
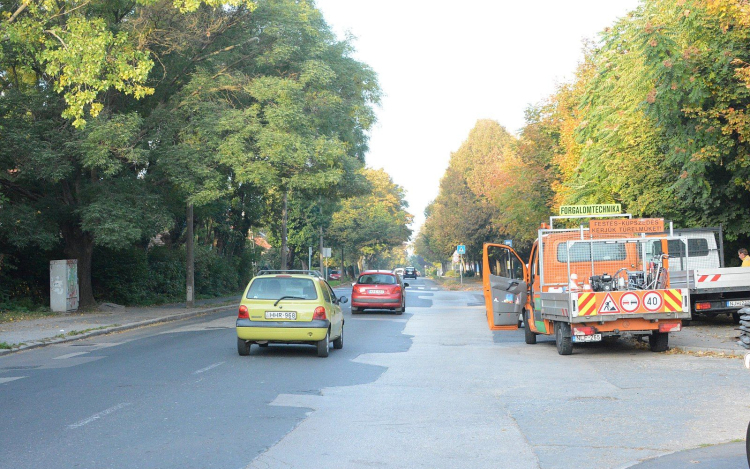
[357,274,397,285]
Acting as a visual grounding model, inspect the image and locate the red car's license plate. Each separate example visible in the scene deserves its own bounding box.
[368,289,385,294]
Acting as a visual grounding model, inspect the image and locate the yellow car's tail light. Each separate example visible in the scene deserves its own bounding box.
[313,306,327,320]
[238,305,249,319]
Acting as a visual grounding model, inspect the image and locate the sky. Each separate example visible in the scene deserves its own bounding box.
[314,0,642,237]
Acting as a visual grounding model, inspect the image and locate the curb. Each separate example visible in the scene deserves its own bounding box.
[673,346,747,357]
[0,304,235,356]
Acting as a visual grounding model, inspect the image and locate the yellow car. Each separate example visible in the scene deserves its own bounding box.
[236,272,346,357]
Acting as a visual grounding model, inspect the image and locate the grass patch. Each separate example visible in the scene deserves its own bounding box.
[66,325,116,336]
[433,276,483,291]
[0,342,12,349]
[0,308,57,324]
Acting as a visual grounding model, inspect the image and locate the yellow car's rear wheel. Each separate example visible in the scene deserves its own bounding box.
[317,330,330,357]
[237,338,250,356]
[333,326,343,350]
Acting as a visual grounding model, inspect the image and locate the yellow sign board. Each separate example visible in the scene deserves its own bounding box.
[590,218,665,235]
[559,204,622,216]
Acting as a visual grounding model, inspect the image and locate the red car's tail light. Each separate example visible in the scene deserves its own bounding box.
[238,305,249,319]
[313,306,327,320]
[393,286,401,294]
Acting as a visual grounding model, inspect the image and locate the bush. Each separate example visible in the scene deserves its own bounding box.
[194,246,246,297]
[92,246,182,305]
[445,270,459,278]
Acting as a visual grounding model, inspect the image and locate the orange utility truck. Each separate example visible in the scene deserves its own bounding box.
[483,214,690,355]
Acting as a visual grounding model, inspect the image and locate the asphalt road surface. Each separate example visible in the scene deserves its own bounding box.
[1,278,749,468]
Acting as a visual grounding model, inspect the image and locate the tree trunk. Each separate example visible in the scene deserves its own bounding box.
[186,203,194,308]
[281,189,288,270]
[61,224,96,309]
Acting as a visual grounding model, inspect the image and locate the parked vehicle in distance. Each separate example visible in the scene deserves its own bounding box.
[352,271,408,314]
[393,267,405,277]
[236,271,347,357]
[328,270,341,280]
[403,267,418,279]
[649,227,750,323]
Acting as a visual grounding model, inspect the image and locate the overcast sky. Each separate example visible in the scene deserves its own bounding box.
[315,0,642,237]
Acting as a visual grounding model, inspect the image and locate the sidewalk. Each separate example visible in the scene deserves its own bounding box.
[0,295,242,355]
[1,293,747,358]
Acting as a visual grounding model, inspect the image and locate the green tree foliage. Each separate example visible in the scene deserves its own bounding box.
[328,168,412,269]
[556,0,750,241]
[0,0,389,308]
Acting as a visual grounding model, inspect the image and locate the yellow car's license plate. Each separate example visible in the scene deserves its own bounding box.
[265,311,297,320]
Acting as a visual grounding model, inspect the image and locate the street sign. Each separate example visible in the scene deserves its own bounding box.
[457,245,466,255]
[322,247,332,258]
[590,218,664,235]
[452,252,460,263]
[559,204,622,216]
[504,239,513,247]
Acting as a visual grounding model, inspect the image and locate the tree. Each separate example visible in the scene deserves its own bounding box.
[328,168,412,270]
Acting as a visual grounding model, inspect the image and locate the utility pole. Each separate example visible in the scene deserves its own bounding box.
[319,225,324,273]
[186,202,194,308]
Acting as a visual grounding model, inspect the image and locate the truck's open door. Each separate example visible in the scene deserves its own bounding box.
[483,243,528,331]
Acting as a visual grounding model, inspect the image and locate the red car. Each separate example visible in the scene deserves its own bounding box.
[351,271,408,314]
[328,270,341,280]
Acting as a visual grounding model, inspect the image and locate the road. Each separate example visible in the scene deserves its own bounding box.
[1,276,748,468]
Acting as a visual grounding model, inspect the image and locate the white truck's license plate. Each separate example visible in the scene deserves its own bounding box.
[574,334,602,343]
[727,300,750,307]
[265,311,297,320]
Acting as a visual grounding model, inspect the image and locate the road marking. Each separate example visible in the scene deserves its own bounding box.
[349,317,408,322]
[54,352,89,360]
[67,402,132,429]
[0,377,27,384]
[193,362,224,374]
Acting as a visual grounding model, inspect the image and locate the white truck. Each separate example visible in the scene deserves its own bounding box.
[645,227,750,323]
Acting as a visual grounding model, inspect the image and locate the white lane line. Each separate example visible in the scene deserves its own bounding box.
[349,317,408,322]
[194,362,225,375]
[54,352,89,360]
[67,402,131,429]
[0,377,27,384]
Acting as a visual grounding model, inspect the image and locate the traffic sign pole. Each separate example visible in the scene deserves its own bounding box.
[458,256,464,285]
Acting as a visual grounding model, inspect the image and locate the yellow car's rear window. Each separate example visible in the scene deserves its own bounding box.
[247,277,318,300]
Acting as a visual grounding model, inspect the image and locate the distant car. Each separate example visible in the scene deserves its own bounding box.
[403,267,417,279]
[236,272,347,357]
[328,270,341,280]
[351,271,408,314]
[393,267,405,276]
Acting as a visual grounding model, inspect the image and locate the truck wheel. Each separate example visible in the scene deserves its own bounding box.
[555,321,573,355]
[649,331,669,352]
[733,312,741,324]
[524,311,537,345]
[746,420,750,468]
